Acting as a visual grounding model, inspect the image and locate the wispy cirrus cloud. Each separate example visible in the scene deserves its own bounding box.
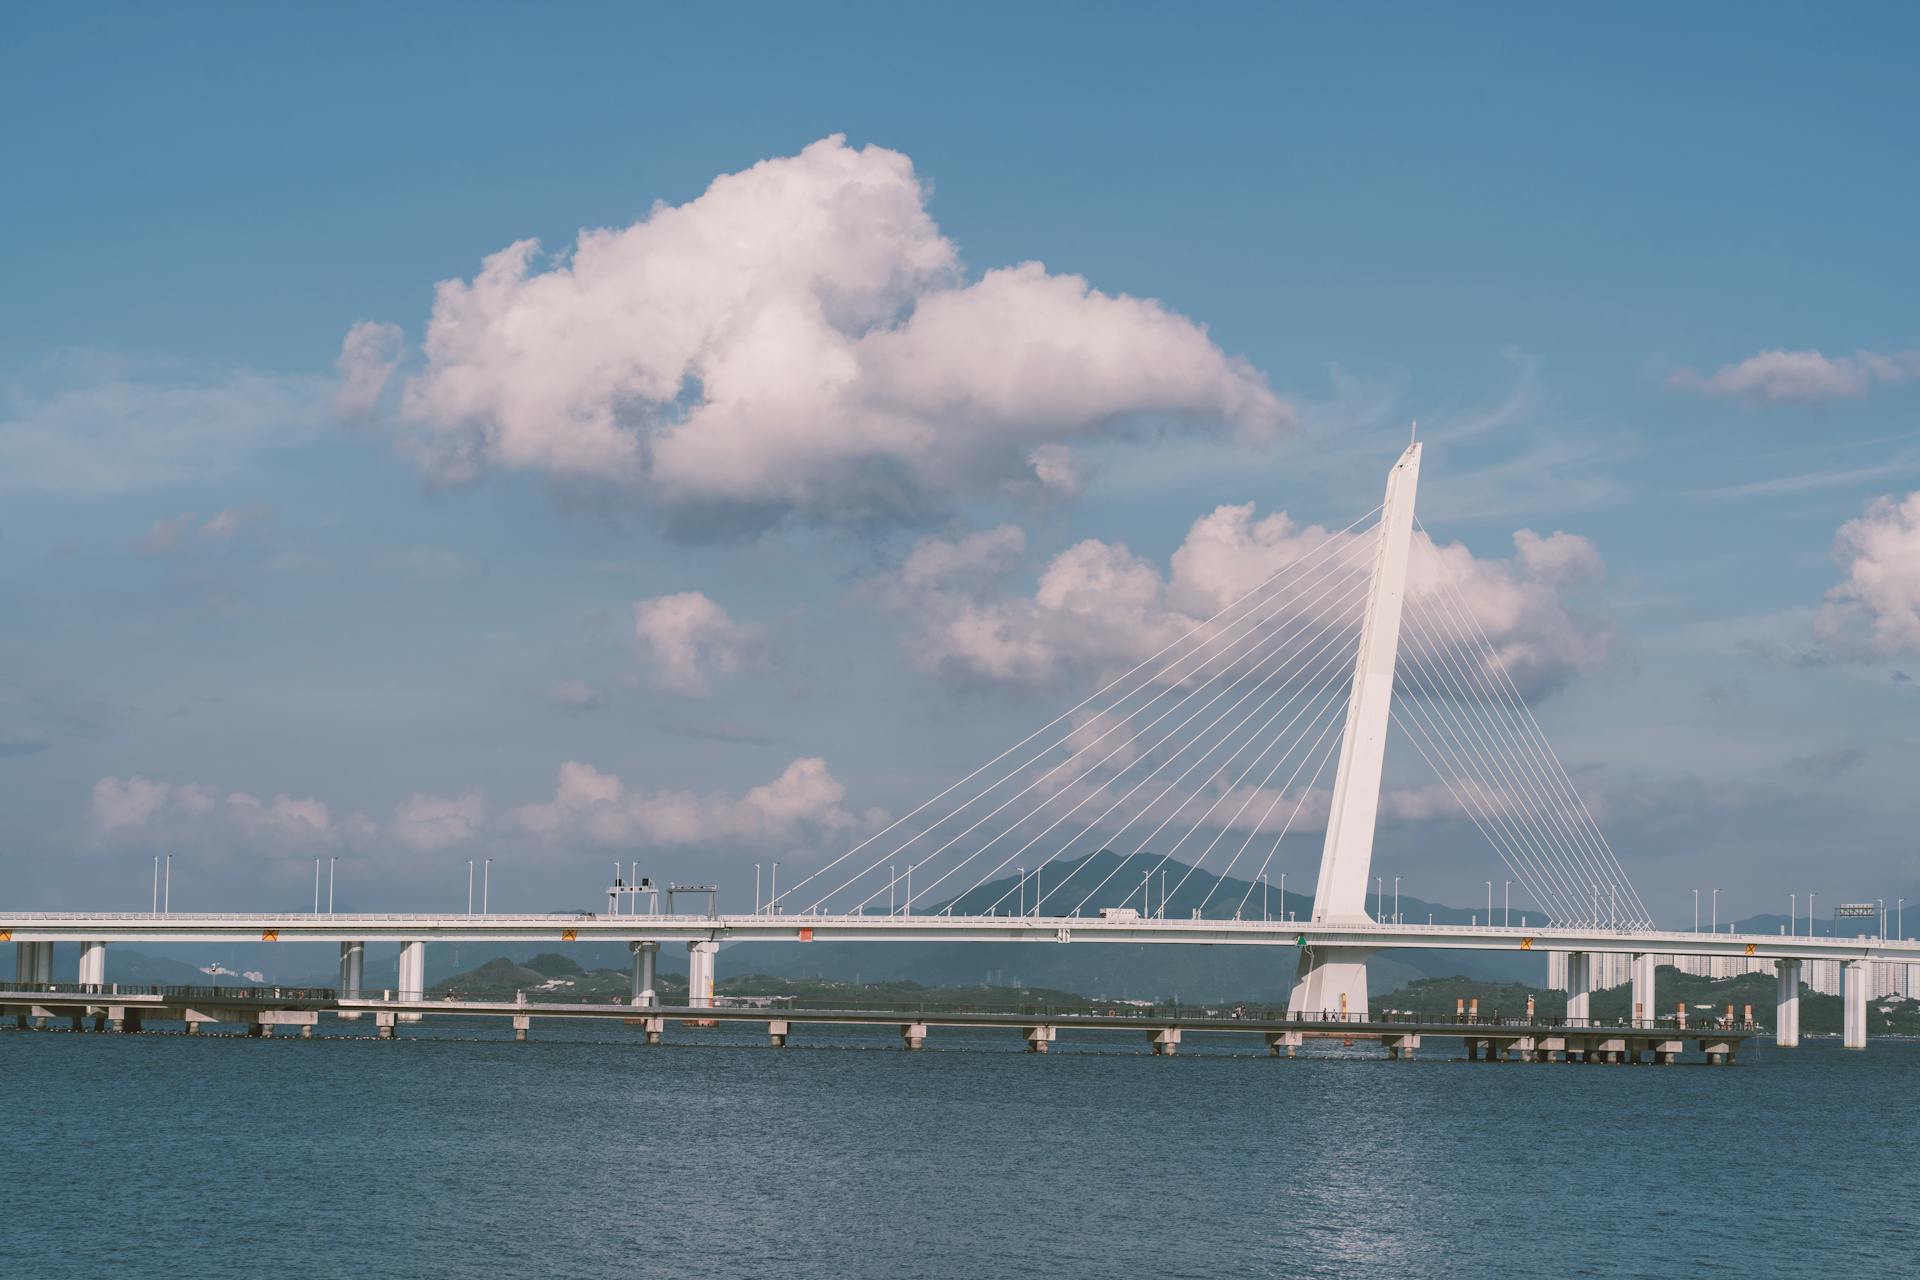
[1,357,326,495]
[1667,347,1920,405]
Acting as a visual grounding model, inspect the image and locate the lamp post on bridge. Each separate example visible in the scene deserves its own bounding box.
[1280,872,1286,921]
[1503,880,1510,928]
[482,858,491,915]
[1711,888,1718,933]
[1016,866,1024,917]
[1486,881,1493,926]
[1693,888,1699,934]
[1395,876,1401,925]
[1809,892,1816,936]
[1790,893,1796,937]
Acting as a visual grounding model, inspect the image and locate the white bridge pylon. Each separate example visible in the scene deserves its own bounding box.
[1288,442,1422,1019]
[774,441,1651,1017]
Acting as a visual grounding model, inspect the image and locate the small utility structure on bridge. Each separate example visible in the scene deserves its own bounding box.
[2,443,1901,1054]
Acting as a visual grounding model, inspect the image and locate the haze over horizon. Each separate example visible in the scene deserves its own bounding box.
[5,5,1918,928]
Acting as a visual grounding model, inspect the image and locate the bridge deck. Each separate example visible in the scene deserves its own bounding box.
[1,985,1753,1063]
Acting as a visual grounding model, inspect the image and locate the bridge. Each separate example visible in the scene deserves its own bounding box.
[3,443,1903,1055]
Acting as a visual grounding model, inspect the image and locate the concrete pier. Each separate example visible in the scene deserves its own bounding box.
[1842,959,1868,1050]
[397,940,425,1022]
[1564,951,1593,1024]
[686,940,717,1008]
[77,941,107,990]
[900,1022,926,1051]
[1631,953,1656,1026]
[1149,1027,1182,1056]
[1775,958,1801,1048]
[629,940,659,1008]
[768,1019,790,1048]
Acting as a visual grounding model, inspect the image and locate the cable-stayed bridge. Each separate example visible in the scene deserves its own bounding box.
[6,444,1914,1051]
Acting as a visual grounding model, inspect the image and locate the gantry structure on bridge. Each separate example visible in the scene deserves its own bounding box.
[4,444,1903,1053]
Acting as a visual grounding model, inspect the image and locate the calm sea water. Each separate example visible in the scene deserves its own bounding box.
[4,1020,1912,1278]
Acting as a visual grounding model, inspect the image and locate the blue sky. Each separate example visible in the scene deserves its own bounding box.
[3,4,1917,924]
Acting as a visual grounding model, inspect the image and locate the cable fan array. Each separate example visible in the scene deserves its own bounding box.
[773,503,1653,933]
[776,507,1385,921]
[1387,516,1652,929]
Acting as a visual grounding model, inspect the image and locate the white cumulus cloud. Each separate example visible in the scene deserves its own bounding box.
[367,134,1285,526]
[515,757,882,848]
[1667,348,1920,405]
[884,504,1610,698]
[1817,490,1920,654]
[632,591,768,695]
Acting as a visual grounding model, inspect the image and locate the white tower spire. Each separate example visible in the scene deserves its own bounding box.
[1287,441,1421,1018]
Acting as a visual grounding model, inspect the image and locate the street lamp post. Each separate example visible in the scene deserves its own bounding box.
[1790,893,1796,937]
[1503,880,1510,928]
[482,859,492,915]
[1711,888,1719,933]
[1279,872,1286,921]
[1809,892,1816,936]
[1486,881,1493,924]
[1692,888,1699,934]
[467,860,475,915]
[1395,876,1402,925]
[1015,866,1023,918]
[328,857,336,915]
[313,858,321,914]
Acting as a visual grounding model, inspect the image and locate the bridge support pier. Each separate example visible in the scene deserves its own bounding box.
[338,942,365,1020]
[513,1015,530,1043]
[1149,1027,1181,1056]
[768,1019,790,1048]
[641,1016,664,1045]
[1265,1031,1300,1058]
[686,940,717,1008]
[1631,953,1656,1027]
[375,1010,397,1039]
[1565,952,1593,1026]
[15,940,54,989]
[1286,947,1372,1023]
[77,941,107,991]
[1843,959,1868,1050]
[1023,1025,1055,1054]
[1775,959,1802,1047]
[901,1022,926,1051]
[630,941,659,1008]
[397,941,426,1021]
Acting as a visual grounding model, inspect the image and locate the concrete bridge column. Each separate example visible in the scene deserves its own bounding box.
[1842,959,1868,1050]
[1565,952,1592,1026]
[337,941,365,1021]
[1631,953,1656,1028]
[15,940,56,989]
[77,941,108,991]
[629,941,659,1008]
[686,940,717,1008]
[397,941,426,1022]
[1775,959,1802,1048]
